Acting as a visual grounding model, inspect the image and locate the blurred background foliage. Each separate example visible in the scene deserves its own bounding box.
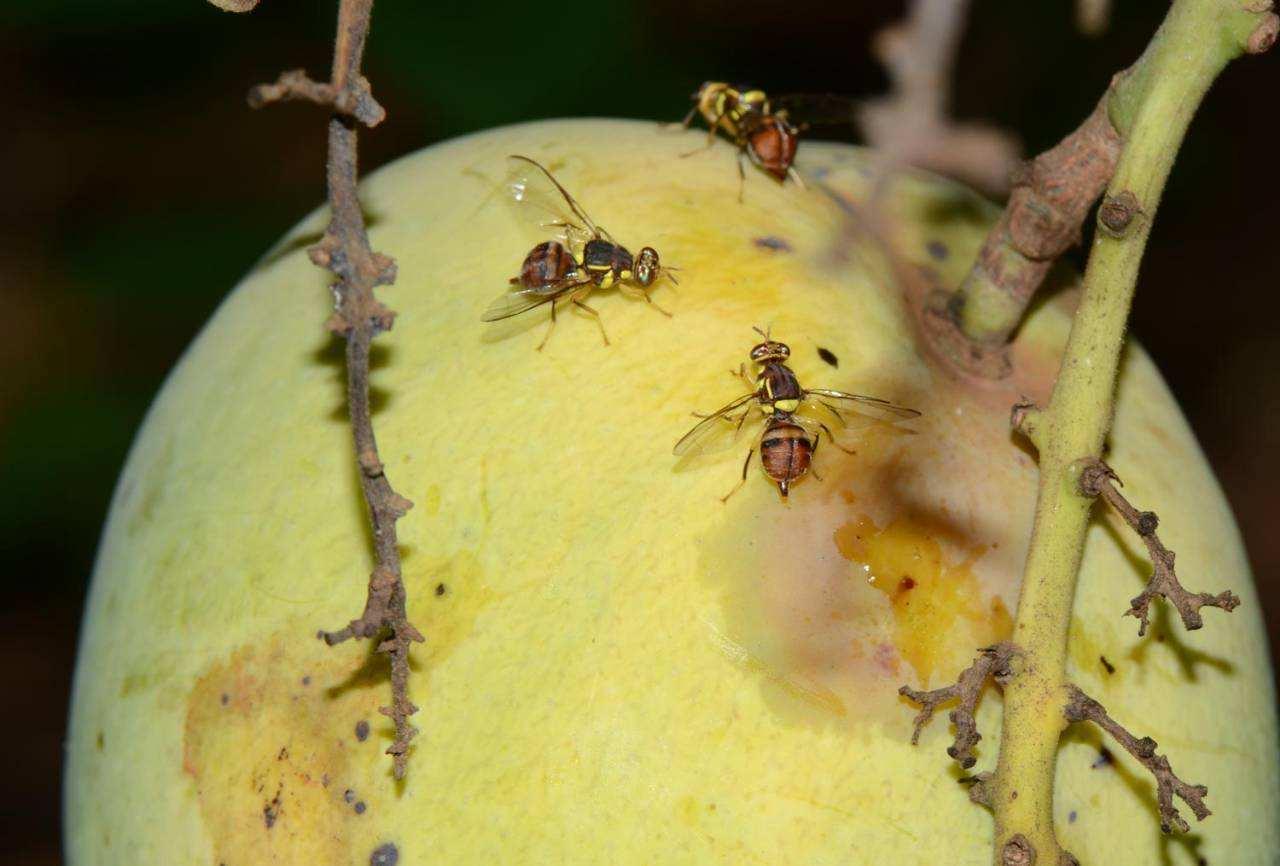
[2,1,1277,862]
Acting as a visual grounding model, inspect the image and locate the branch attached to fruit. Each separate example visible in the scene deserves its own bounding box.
[910,1,1275,861]
[899,642,1016,770]
[935,1,1278,369]
[235,0,424,779]
[1078,458,1240,636]
[1063,685,1210,833]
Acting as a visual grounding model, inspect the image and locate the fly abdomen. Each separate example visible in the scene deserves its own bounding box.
[516,241,577,289]
[746,116,798,180]
[760,420,813,497]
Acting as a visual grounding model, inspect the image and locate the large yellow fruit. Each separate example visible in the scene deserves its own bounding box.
[65,120,1277,865]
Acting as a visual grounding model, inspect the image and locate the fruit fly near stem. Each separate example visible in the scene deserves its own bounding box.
[679,82,805,198]
[674,328,920,501]
[481,155,678,351]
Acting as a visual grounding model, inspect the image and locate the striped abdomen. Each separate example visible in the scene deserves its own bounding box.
[745,116,798,180]
[514,241,577,289]
[759,420,813,497]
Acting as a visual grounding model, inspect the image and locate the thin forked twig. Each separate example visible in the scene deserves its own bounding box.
[246,0,424,779]
[899,642,1016,769]
[1078,459,1239,637]
[1064,684,1209,833]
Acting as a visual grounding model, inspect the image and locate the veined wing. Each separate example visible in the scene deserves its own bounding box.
[481,281,577,322]
[506,155,604,253]
[770,93,857,127]
[673,393,761,457]
[801,388,921,424]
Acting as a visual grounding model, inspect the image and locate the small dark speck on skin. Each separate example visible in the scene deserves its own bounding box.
[1092,747,1115,769]
[1068,810,1077,823]
[816,347,838,368]
[435,582,446,597]
[753,236,792,253]
[926,240,949,261]
[355,801,367,815]
[370,843,399,866]
[220,693,229,706]
[355,720,370,742]
[301,675,311,686]
[898,576,916,592]
[96,732,104,751]
[1100,655,1115,675]
[344,789,355,804]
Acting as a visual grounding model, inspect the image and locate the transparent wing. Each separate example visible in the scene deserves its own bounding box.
[673,393,761,457]
[481,283,571,322]
[801,388,921,424]
[505,155,603,253]
[770,93,857,127]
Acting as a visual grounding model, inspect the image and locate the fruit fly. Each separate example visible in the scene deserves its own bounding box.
[482,155,677,350]
[679,82,804,195]
[674,328,920,501]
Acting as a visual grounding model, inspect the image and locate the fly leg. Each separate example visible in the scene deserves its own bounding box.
[817,420,855,454]
[809,432,823,482]
[729,363,755,391]
[570,287,610,346]
[620,284,672,317]
[535,295,560,352]
[787,165,807,188]
[736,150,747,203]
[721,447,755,504]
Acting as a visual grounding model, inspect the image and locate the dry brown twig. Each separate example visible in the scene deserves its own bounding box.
[1064,684,1210,833]
[1078,459,1240,637]
[858,0,1021,194]
[899,642,1017,769]
[228,0,424,779]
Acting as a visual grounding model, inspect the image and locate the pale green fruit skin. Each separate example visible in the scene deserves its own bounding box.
[65,120,1278,865]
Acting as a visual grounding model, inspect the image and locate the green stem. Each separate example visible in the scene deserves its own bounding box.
[990,2,1273,862]
[949,1,1275,355]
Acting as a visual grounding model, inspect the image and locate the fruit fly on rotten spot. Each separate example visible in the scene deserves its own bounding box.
[482,155,678,350]
[679,82,804,199]
[674,327,920,501]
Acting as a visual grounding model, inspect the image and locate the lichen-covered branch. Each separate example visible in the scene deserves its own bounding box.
[1078,459,1240,636]
[240,0,424,779]
[900,643,1016,769]
[858,0,1020,195]
[1064,685,1210,833]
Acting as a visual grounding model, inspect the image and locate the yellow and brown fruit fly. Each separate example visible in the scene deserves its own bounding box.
[482,155,677,350]
[674,328,920,500]
[680,82,804,193]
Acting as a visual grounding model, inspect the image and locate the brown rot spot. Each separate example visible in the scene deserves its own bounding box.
[355,719,370,741]
[1092,747,1115,769]
[926,240,949,261]
[263,786,282,829]
[753,236,793,253]
[435,582,446,597]
[816,347,839,368]
[1100,655,1115,675]
[898,576,916,592]
[370,843,399,866]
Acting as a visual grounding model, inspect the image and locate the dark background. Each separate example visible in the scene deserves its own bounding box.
[3,1,1277,861]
